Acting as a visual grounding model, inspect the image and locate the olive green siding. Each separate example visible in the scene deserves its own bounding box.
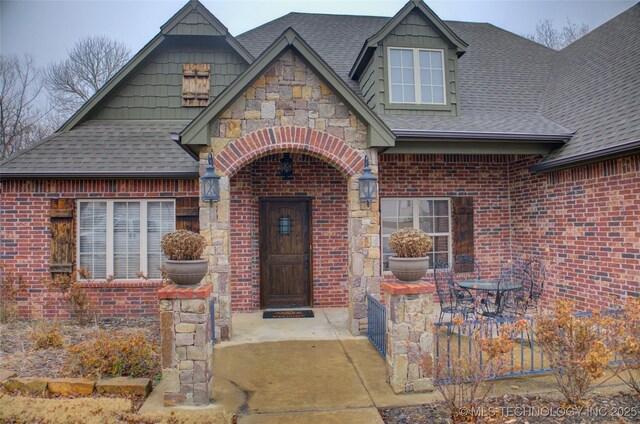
[358,51,380,113]
[358,10,459,117]
[94,39,248,120]
[165,10,225,36]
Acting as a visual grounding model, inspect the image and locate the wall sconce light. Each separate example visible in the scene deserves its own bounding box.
[279,153,293,180]
[200,153,221,204]
[358,155,377,206]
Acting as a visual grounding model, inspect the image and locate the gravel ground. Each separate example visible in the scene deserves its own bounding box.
[0,318,160,380]
[380,392,640,423]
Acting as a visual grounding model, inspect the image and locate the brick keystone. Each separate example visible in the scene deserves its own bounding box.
[381,281,435,295]
[158,283,213,300]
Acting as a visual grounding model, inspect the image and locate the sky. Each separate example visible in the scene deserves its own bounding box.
[1,0,636,70]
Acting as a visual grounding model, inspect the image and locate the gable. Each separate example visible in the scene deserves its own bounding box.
[92,38,248,121]
[181,28,395,150]
[164,9,225,36]
[60,0,252,131]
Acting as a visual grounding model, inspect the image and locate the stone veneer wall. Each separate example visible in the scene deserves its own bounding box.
[382,282,437,394]
[159,284,213,406]
[201,48,381,338]
[230,154,349,311]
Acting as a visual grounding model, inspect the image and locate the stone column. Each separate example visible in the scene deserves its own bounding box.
[158,284,214,406]
[200,150,232,341]
[347,149,381,335]
[382,281,437,394]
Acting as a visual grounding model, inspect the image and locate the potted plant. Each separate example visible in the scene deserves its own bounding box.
[388,228,433,283]
[161,229,208,286]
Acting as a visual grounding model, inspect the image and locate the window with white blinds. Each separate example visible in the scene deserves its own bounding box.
[78,200,175,279]
[381,198,451,272]
[79,202,107,278]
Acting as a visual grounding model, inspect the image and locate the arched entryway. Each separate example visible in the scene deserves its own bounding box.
[201,126,381,340]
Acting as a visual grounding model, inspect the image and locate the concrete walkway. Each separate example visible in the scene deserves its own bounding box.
[212,308,437,423]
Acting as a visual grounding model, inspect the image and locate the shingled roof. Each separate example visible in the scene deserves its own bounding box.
[535,3,640,170]
[237,13,573,140]
[0,121,198,179]
[238,6,640,167]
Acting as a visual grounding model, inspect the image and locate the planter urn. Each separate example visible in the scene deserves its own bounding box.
[388,256,430,283]
[164,259,208,286]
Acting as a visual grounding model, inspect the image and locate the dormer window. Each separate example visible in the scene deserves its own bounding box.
[388,47,446,105]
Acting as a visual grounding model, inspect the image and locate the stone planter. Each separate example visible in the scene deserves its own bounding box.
[164,259,208,286]
[388,256,429,283]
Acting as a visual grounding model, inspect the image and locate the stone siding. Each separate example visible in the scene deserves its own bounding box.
[201,48,381,337]
[159,284,213,406]
[383,282,437,393]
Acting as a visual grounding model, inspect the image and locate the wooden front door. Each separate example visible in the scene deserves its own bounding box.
[259,199,311,308]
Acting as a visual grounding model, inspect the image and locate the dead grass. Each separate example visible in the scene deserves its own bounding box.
[0,393,234,424]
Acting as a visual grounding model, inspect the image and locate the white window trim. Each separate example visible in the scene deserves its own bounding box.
[77,199,176,280]
[380,197,452,274]
[387,47,447,105]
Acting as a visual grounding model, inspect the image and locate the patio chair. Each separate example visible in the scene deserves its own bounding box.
[434,259,474,324]
[454,254,482,278]
[522,258,546,313]
[498,262,530,317]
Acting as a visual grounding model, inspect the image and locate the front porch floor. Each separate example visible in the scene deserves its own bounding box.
[211,308,437,423]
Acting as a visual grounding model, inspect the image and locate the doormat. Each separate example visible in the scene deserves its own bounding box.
[263,310,314,319]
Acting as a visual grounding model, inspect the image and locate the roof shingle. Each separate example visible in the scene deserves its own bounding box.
[0,121,198,179]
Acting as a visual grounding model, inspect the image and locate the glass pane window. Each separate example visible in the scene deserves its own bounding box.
[147,202,175,278]
[78,200,176,280]
[380,198,451,272]
[78,202,107,278]
[114,202,141,279]
[389,48,446,105]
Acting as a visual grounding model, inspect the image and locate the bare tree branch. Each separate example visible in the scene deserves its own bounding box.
[526,18,590,50]
[44,35,130,117]
[0,55,56,160]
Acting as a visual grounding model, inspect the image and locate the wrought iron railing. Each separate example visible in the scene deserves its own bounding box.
[367,293,386,358]
[434,317,552,383]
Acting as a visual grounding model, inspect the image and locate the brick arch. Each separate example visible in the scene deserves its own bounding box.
[215,126,364,176]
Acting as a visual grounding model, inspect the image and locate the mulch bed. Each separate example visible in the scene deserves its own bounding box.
[0,318,160,381]
[380,392,640,423]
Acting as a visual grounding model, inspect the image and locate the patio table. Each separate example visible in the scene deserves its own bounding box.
[458,279,522,292]
[458,279,523,317]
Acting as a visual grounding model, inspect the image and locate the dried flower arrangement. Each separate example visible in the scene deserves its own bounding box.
[388,228,433,258]
[161,230,206,261]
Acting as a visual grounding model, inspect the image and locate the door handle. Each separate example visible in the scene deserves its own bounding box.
[304,255,309,270]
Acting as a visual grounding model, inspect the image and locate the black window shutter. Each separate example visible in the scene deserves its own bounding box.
[176,197,200,233]
[452,197,474,273]
[50,198,75,274]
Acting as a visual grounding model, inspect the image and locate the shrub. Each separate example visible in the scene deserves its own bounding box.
[42,268,95,324]
[0,266,28,323]
[161,230,206,261]
[30,321,65,349]
[600,296,640,394]
[388,228,433,258]
[66,330,159,379]
[430,316,529,422]
[535,299,614,405]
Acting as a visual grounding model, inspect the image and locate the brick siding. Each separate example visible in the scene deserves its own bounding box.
[230,154,349,311]
[510,155,640,311]
[379,154,514,280]
[0,179,198,319]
